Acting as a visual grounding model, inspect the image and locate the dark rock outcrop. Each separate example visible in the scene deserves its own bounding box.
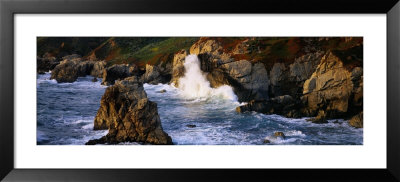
[236,95,301,118]
[88,76,172,145]
[234,50,363,126]
[101,64,138,86]
[50,55,96,83]
[186,124,196,128]
[349,112,363,128]
[140,64,172,84]
[37,53,59,74]
[221,61,269,102]
[269,51,324,98]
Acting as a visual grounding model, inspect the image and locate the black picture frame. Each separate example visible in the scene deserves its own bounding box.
[1,0,399,181]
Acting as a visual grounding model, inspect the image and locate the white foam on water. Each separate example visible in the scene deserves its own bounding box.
[37,72,57,85]
[71,119,91,124]
[81,123,94,130]
[178,54,237,101]
[285,130,306,137]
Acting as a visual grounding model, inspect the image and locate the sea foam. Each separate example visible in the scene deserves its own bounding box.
[178,54,237,101]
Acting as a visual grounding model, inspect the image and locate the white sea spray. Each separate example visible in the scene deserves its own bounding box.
[178,54,237,101]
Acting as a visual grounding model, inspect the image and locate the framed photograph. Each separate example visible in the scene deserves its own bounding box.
[1,0,399,181]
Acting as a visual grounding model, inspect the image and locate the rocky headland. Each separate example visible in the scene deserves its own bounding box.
[37,37,363,144]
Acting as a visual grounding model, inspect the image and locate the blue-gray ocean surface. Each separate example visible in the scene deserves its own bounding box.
[37,73,363,145]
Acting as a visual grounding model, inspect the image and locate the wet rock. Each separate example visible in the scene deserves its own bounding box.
[307,110,328,124]
[50,55,96,83]
[158,89,167,93]
[349,112,363,128]
[91,77,98,82]
[89,76,172,145]
[170,50,188,87]
[236,95,298,117]
[101,64,138,86]
[274,132,286,139]
[186,124,196,128]
[236,100,270,114]
[263,139,271,144]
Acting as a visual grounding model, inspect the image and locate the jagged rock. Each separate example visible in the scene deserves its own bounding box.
[89,76,172,145]
[206,69,230,88]
[37,53,59,74]
[170,50,188,87]
[222,60,252,78]
[351,67,363,108]
[302,52,354,118]
[236,100,269,113]
[101,64,137,86]
[269,52,324,97]
[190,38,222,55]
[269,63,286,86]
[274,132,286,139]
[236,95,297,117]
[349,112,363,128]
[271,95,294,105]
[249,63,269,100]
[190,38,233,68]
[90,61,106,78]
[221,60,269,101]
[140,64,171,84]
[141,64,161,84]
[50,55,96,83]
[289,51,324,81]
[307,110,328,123]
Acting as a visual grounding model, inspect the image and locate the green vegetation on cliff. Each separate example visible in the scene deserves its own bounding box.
[37,37,362,71]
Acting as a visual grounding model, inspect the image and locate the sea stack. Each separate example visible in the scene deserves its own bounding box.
[87,76,172,145]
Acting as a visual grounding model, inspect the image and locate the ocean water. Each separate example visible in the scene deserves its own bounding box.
[144,83,363,145]
[36,55,363,145]
[37,73,108,145]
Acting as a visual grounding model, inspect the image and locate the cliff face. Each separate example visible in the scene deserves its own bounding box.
[169,37,363,126]
[38,37,363,128]
[301,52,363,123]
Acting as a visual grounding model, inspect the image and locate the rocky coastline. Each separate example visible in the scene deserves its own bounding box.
[37,37,364,144]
